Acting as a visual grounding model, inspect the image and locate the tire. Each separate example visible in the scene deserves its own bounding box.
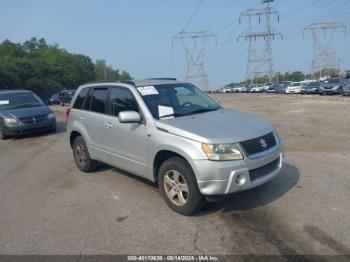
[158,157,205,215]
[72,136,98,172]
[0,126,8,140]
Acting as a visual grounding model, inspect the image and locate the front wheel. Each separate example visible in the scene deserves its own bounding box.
[158,157,205,215]
[0,125,8,140]
[72,136,98,172]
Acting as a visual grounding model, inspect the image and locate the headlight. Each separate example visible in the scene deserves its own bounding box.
[201,143,243,161]
[47,113,55,119]
[3,118,18,125]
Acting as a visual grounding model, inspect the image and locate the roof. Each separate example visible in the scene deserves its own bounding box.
[83,78,188,87]
[0,89,32,95]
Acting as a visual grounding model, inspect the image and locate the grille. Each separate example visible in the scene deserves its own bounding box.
[19,115,47,124]
[249,158,279,182]
[239,132,276,156]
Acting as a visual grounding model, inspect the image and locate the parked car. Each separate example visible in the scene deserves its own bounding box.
[221,88,232,93]
[319,78,342,95]
[59,89,76,106]
[275,83,290,94]
[232,86,247,93]
[47,93,60,105]
[0,90,56,139]
[285,82,302,94]
[67,79,284,215]
[250,85,265,93]
[301,81,319,94]
[265,84,279,93]
[342,79,350,96]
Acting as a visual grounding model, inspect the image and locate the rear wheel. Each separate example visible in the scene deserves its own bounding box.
[72,136,98,172]
[158,157,205,215]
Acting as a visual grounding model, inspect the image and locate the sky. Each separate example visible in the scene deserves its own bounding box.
[0,0,349,88]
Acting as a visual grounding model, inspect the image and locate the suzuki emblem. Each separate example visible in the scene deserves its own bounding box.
[260,138,268,148]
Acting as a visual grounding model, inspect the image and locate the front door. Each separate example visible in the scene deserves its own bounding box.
[103,86,149,177]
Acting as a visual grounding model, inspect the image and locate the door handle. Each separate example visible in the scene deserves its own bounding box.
[79,116,85,121]
[105,122,113,129]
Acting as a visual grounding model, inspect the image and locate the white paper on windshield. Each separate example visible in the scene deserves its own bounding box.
[0,100,9,105]
[158,105,174,119]
[137,86,159,96]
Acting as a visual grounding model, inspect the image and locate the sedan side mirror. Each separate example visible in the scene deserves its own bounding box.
[118,111,141,123]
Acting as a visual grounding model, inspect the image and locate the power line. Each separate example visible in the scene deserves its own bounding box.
[183,0,203,31]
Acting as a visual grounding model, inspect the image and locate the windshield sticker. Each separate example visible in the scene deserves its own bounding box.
[0,100,9,105]
[158,105,174,119]
[137,86,159,96]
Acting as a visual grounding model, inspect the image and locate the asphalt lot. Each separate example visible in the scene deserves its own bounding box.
[0,93,350,255]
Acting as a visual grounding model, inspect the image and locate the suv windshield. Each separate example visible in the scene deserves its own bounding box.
[0,92,44,110]
[138,83,220,119]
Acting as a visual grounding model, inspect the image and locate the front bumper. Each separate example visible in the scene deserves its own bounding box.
[192,144,283,195]
[3,119,56,136]
[320,89,341,94]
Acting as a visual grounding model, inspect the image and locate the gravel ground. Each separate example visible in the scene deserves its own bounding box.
[0,93,349,256]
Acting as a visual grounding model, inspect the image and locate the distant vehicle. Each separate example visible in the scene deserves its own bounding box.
[319,78,342,95]
[59,89,76,106]
[232,86,247,93]
[301,82,319,94]
[275,82,290,94]
[341,79,350,96]
[221,88,232,93]
[286,82,302,94]
[0,90,56,139]
[265,84,279,93]
[47,93,60,105]
[250,85,265,93]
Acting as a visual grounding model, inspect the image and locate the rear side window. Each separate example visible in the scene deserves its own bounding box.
[90,88,108,114]
[110,87,139,116]
[73,88,89,109]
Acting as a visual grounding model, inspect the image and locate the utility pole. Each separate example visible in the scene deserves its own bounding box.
[238,0,282,85]
[304,22,346,78]
[173,30,216,90]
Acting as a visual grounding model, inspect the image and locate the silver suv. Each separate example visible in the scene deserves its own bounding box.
[67,79,284,215]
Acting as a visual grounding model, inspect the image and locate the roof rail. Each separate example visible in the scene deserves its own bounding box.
[82,80,135,86]
[147,78,177,81]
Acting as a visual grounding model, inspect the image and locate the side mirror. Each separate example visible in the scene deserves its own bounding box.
[118,111,141,123]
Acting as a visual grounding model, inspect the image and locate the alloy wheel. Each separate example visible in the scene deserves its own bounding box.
[163,170,189,206]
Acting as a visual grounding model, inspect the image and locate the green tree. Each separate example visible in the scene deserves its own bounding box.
[0,38,132,99]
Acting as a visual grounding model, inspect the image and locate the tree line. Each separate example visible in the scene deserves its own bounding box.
[0,38,132,99]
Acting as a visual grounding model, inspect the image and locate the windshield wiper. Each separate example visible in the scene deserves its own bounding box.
[186,108,218,116]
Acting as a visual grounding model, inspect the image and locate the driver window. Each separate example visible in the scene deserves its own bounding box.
[109,87,139,117]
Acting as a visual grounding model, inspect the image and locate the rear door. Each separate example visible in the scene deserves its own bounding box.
[82,87,110,156]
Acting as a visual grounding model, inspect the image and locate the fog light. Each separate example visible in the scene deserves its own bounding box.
[235,174,247,186]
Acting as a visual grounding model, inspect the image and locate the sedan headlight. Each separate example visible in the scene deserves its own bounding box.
[47,113,55,120]
[202,143,243,161]
[3,118,18,125]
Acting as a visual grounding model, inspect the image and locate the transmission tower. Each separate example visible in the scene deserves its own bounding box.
[238,0,282,84]
[173,30,216,90]
[304,22,347,78]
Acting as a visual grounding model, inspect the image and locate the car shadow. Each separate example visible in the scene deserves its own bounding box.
[197,162,300,216]
[95,161,299,215]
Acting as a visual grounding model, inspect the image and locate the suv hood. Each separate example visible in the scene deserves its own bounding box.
[0,106,52,119]
[155,109,274,144]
